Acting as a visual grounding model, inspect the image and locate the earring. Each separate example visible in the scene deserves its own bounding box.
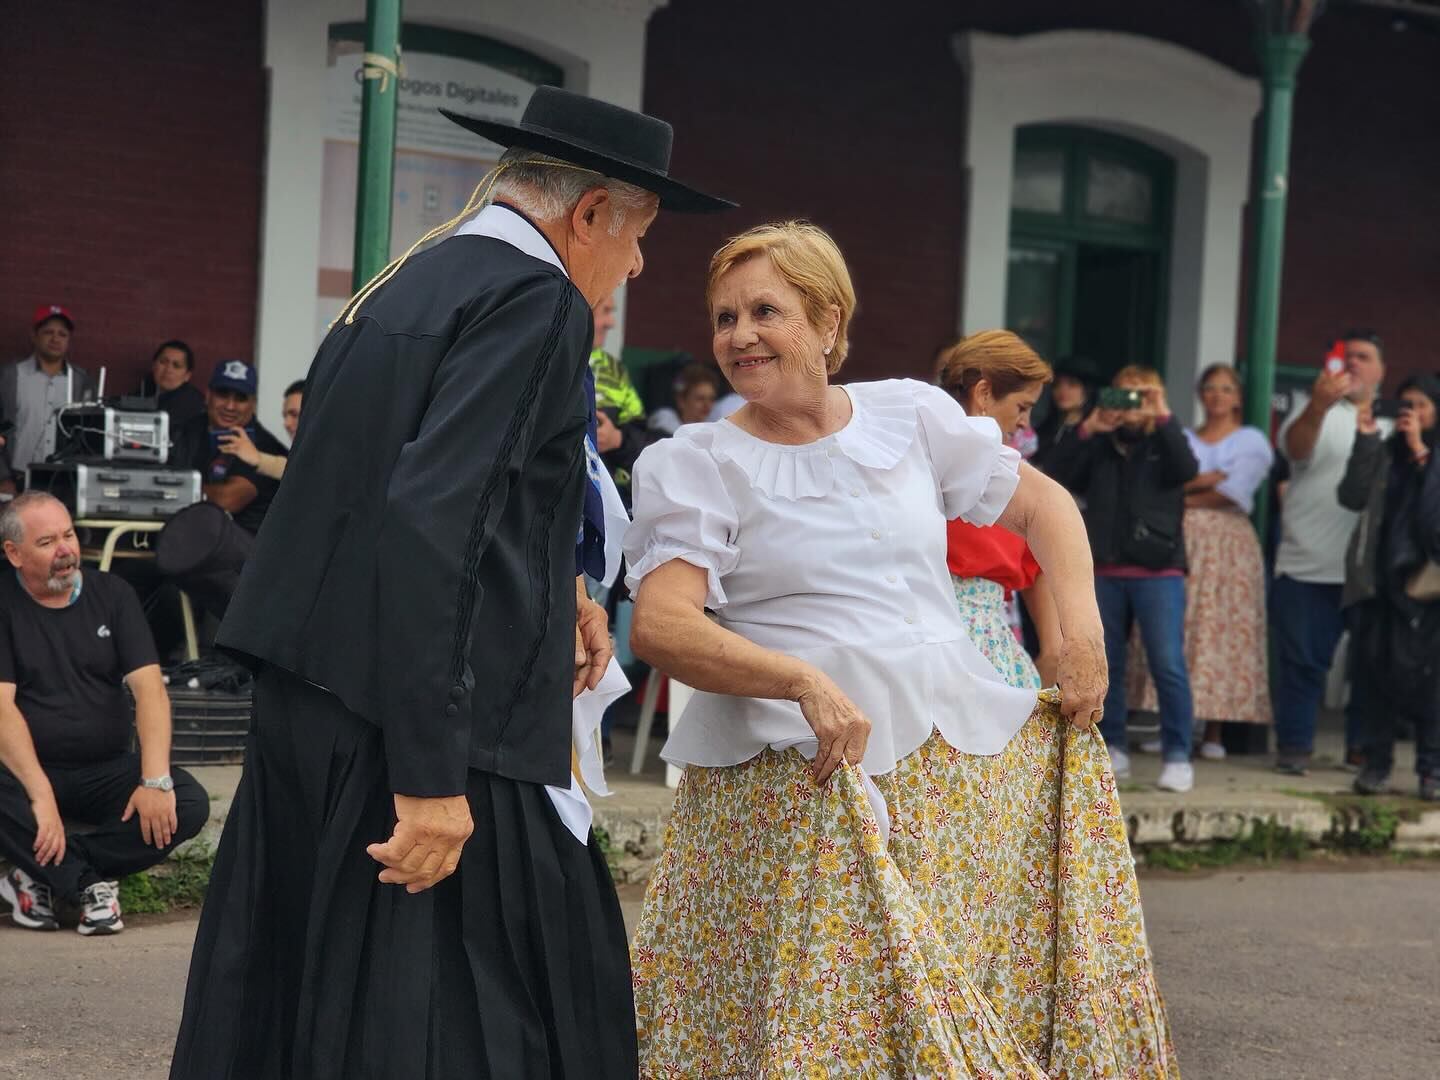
[824,346,832,355]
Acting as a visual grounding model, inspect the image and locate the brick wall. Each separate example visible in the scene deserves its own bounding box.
[0,3,265,397]
[1261,11,1440,385]
[632,1,1440,389]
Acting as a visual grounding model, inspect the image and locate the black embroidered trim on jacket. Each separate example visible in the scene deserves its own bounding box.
[449,283,573,684]
[501,436,581,724]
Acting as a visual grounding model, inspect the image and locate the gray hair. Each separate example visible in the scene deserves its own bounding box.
[486,147,653,237]
[0,491,66,546]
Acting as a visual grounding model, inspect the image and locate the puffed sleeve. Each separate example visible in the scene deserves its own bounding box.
[623,435,740,610]
[913,382,1022,525]
[1213,427,1275,514]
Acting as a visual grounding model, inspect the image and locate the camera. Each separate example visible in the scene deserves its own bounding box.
[1098,387,1143,411]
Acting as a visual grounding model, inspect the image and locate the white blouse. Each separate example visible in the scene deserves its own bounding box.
[622,378,1038,777]
[1185,426,1274,515]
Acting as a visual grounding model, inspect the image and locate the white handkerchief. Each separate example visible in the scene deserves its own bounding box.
[544,657,632,843]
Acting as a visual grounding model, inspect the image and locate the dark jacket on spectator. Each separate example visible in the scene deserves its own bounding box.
[1047,416,1199,571]
[137,375,207,430]
[1340,430,1440,606]
[1338,424,1440,701]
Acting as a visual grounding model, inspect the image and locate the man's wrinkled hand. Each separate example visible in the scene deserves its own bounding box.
[575,592,612,697]
[122,786,179,849]
[367,794,473,894]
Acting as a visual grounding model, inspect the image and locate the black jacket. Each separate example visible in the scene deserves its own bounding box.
[1048,417,1199,570]
[216,236,592,797]
[1340,432,1440,605]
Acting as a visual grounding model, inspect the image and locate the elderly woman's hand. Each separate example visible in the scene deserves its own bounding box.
[1056,633,1108,729]
[795,670,871,784]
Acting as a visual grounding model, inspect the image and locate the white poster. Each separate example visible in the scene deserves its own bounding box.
[316,34,543,340]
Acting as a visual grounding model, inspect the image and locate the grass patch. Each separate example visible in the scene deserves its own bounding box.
[1141,817,1310,872]
[1284,790,1430,852]
[593,825,619,879]
[118,843,215,914]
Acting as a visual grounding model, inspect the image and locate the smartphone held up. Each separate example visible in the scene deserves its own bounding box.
[1324,339,1347,377]
[1097,387,1143,411]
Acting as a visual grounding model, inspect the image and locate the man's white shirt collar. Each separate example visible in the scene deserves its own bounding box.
[456,204,569,279]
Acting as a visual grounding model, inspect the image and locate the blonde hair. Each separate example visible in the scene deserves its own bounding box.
[706,221,856,374]
[1112,364,1165,389]
[938,330,1052,409]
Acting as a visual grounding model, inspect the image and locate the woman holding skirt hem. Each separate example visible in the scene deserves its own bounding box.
[624,222,1177,1078]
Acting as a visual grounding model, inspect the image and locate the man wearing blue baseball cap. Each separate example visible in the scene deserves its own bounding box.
[170,359,288,538]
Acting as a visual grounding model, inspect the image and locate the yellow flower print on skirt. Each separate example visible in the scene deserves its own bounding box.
[632,693,1178,1079]
[874,695,1179,1079]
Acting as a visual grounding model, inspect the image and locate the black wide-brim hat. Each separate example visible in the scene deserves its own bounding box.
[440,86,734,214]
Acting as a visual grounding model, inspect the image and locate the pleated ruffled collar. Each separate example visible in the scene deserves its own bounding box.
[707,381,920,500]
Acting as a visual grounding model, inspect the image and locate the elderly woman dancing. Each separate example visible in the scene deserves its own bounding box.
[624,222,1177,1078]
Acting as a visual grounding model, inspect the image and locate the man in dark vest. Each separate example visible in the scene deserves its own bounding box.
[170,88,731,1079]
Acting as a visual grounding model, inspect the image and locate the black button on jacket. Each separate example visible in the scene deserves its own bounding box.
[217,236,592,797]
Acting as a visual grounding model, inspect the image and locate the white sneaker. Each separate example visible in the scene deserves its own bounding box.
[1156,762,1195,793]
[77,880,124,936]
[1109,748,1132,780]
[1199,741,1227,761]
[0,866,60,931]
[1138,738,1163,755]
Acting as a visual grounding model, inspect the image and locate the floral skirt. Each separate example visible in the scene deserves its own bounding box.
[952,575,1043,690]
[632,696,1178,1079]
[1129,507,1272,724]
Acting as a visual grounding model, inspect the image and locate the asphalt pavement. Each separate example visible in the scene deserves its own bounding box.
[1,864,1435,1079]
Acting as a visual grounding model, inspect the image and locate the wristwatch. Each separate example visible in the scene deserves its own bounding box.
[141,775,175,792]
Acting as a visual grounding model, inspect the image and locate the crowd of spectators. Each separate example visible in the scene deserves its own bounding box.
[1017,328,1438,800]
[1,293,1435,943]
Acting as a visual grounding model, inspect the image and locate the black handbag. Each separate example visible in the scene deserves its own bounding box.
[1123,516,1180,570]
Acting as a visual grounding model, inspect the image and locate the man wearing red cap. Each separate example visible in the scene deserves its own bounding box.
[0,306,91,490]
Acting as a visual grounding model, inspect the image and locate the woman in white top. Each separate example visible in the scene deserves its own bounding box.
[1130,364,1274,756]
[624,222,1177,1077]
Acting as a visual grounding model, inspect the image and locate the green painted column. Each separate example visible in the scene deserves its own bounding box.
[1243,33,1310,539]
[352,0,404,291]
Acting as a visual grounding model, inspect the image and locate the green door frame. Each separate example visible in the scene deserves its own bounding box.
[1007,125,1175,373]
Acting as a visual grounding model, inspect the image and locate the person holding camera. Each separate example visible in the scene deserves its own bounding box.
[1338,374,1440,800]
[1048,366,1199,790]
[1127,365,1274,759]
[1272,330,1387,774]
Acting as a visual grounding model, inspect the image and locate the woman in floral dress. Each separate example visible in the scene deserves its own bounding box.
[624,221,1177,1078]
[937,331,1060,691]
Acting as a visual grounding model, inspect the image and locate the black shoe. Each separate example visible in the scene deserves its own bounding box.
[1353,770,1389,796]
[1420,776,1438,802]
[1273,757,1309,777]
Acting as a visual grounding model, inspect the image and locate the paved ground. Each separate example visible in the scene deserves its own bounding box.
[1,864,1434,1079]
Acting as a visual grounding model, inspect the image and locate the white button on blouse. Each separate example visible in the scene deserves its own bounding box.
[623,379,1038,777]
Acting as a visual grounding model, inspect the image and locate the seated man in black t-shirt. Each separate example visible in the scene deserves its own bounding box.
[0,493,208,935]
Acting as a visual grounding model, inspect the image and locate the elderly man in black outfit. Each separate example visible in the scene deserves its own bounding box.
[170,88,731,1079]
